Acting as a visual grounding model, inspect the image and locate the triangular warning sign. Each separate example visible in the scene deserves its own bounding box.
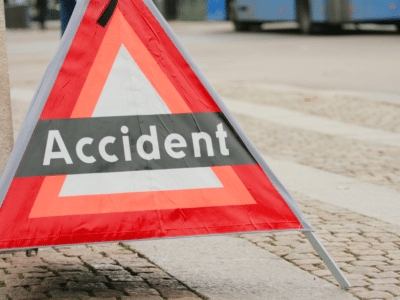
[0,0,313,251]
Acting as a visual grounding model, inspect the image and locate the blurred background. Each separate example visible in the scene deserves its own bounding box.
[3,0,400,32]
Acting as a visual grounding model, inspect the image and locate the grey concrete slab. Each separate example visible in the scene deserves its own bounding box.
[169,22,400,99]
[129,236,355,300]
[265,155,400,227]
[224,98,400,148]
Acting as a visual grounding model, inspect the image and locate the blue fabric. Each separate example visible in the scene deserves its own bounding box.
[60,0,76,35]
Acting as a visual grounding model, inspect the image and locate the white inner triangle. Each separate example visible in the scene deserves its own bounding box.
[61,46,222,199]
[59,168,223,197]
[92,44,171,117]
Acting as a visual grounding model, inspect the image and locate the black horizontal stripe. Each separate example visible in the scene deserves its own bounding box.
[16,112,256,178]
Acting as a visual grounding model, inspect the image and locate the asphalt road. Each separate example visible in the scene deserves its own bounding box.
[169,21,400,102]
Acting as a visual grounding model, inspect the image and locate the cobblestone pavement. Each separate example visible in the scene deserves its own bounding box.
[215,83,400,133]
[214,82,400,193]
[0,242,201,299]
[213,81,400,299]
[3,194,400,299]
[242,191,400,300]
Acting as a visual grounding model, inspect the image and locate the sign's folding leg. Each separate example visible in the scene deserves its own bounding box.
[304,231,351,290]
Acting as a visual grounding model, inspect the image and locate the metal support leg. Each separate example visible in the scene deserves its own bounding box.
[304,231,351,290]
[26,248,39,257]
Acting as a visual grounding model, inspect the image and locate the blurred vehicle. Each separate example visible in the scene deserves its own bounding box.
[207,0,400,33]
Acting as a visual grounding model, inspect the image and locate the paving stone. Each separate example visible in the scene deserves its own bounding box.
[82,257,116,265]
[387,254,400,260]
[65,281,108,291]
[57,246,94,257]
[157,288,198,299]
[378,265,400,272]
[294,264,320,272]
[311,269,334,277]
[118,258,155,267]
[48,264,89,272]
[367,272,400,279]
[167,297,200,300]
[291,258,323,265]
[122,286,161,296]
[274,239,303,246]
[59,271,93,279]
[350,248,386,256]
[330,256,356,263]
[85,298,117,300]
[139,271,172,280]
[97,270,131,276]
[42,276,67,285]
[0,287,11,296]
[348,280,370,287]
[49,290,89,298]
[30,283,61,293]
[371,284,400,295]
[359,255,390,261]
[352,260,389,266]
[368,278,400,285]
[290,244,315,254]
[121,296,163,300]
[284,253,317,260]
[112,281,151,291]
[5,267,48,274]
[4,277,42,287]
[91,244,132,255]
[347,287,369,294]
[0,253,12,258]
[89,264,124,271]
[353,290,394,299]
[57,271,108,283]
[42,257,82,265]
[6,259,47,268]
[0,260,15,268]
[23,272,55,278]
[108,254,142,267]
[93,289,125,297]
[343,266,381,274]
[345,274,369,280]
[7,287,47,299]
[107,274,144,282]
[371,243,399,251]
[127,266,158,274]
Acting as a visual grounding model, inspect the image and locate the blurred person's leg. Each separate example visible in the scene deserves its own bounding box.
[60,0,76,35]
[36,0,48,29]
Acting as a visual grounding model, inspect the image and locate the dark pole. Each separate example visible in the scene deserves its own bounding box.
[60,0,76,35]
[165,0,178,20]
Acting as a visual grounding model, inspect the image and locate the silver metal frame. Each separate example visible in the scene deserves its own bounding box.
[304,231,351,290]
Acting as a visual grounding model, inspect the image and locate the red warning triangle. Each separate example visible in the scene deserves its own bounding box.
[0,0,312,250]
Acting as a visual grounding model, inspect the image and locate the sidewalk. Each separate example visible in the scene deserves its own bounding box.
[4,23,400,300]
